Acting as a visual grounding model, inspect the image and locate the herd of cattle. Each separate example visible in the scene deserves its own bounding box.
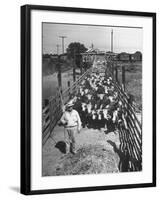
[69,71,129,133]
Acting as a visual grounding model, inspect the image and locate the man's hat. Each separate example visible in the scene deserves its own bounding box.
[66,101,74,108]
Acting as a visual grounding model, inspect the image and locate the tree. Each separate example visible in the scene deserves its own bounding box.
[66,42,87,68]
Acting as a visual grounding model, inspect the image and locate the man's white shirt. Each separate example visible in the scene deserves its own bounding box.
[61,109,81,128]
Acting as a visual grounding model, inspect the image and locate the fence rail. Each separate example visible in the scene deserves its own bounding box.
[106,62,142,171]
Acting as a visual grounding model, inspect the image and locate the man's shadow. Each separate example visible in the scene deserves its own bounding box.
[55,141,66,154]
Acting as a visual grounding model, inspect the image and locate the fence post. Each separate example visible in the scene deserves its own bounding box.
[111,62,114,78]
[73,67,76,82]
[48,98,53,137]
[68,81,71,98]
[57,87,63,116]
[42,99,51,145]
[80,58,83,75]
[43,98,50,129]
[122,66,126,91]
[57,55,62,88]
[44,98,49,107]
[109,62,112,77]
[115,67,118,82]
[73,49,76,82]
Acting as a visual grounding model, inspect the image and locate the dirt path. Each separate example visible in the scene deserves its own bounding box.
[42,126,120,176]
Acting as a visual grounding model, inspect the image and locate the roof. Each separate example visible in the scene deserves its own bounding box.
[86,48,100,54]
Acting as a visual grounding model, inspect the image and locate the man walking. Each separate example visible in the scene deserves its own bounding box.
[60,101,82,154]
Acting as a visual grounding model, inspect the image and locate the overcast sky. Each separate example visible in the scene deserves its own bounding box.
[42,23,143,54]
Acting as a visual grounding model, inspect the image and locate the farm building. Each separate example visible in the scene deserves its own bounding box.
[50,54,58,59]
[118,52,130,61]
[59,53,68,61]
[105,51,118,61]
[131,51,142,61]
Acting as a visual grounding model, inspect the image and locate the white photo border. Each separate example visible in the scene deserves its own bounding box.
[31,9,152,190]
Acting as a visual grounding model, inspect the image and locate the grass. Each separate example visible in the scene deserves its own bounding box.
[42,57,73,76]
[42,68,81,100]
[117,61,142,110]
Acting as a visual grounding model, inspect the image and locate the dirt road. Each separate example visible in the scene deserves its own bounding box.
[42,126,120,176]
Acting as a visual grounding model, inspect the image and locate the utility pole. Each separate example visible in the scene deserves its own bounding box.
[122,66,126,91]
[91,43,94,49]
[111,29,113,52]
[73,48,76,82]
[59,36,67,54]
[57,55,62,89]
[56,44,60,55]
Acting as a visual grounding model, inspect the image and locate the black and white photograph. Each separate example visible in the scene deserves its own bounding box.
[20,5,156,194]
[42,23,143,176]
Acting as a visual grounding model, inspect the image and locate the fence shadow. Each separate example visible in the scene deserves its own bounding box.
[107,140,130,172]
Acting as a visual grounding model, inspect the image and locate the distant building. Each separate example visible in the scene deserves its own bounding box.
[59,53,67,61]
[118,52,130,61]
[43,54,52,59]
[50,54,58,59]
[105,51,118,61]
[81,48,105,63]
[131,51,142,61]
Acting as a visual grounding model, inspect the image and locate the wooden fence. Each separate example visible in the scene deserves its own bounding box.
[42,60,142,171]
[106,62,142,171]
[42,67,92,145]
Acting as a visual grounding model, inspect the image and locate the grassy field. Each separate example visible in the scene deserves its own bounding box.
[42,57,73,76]
[117,61,142,110]
[42,56,82,101]
[42,68,81,101]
